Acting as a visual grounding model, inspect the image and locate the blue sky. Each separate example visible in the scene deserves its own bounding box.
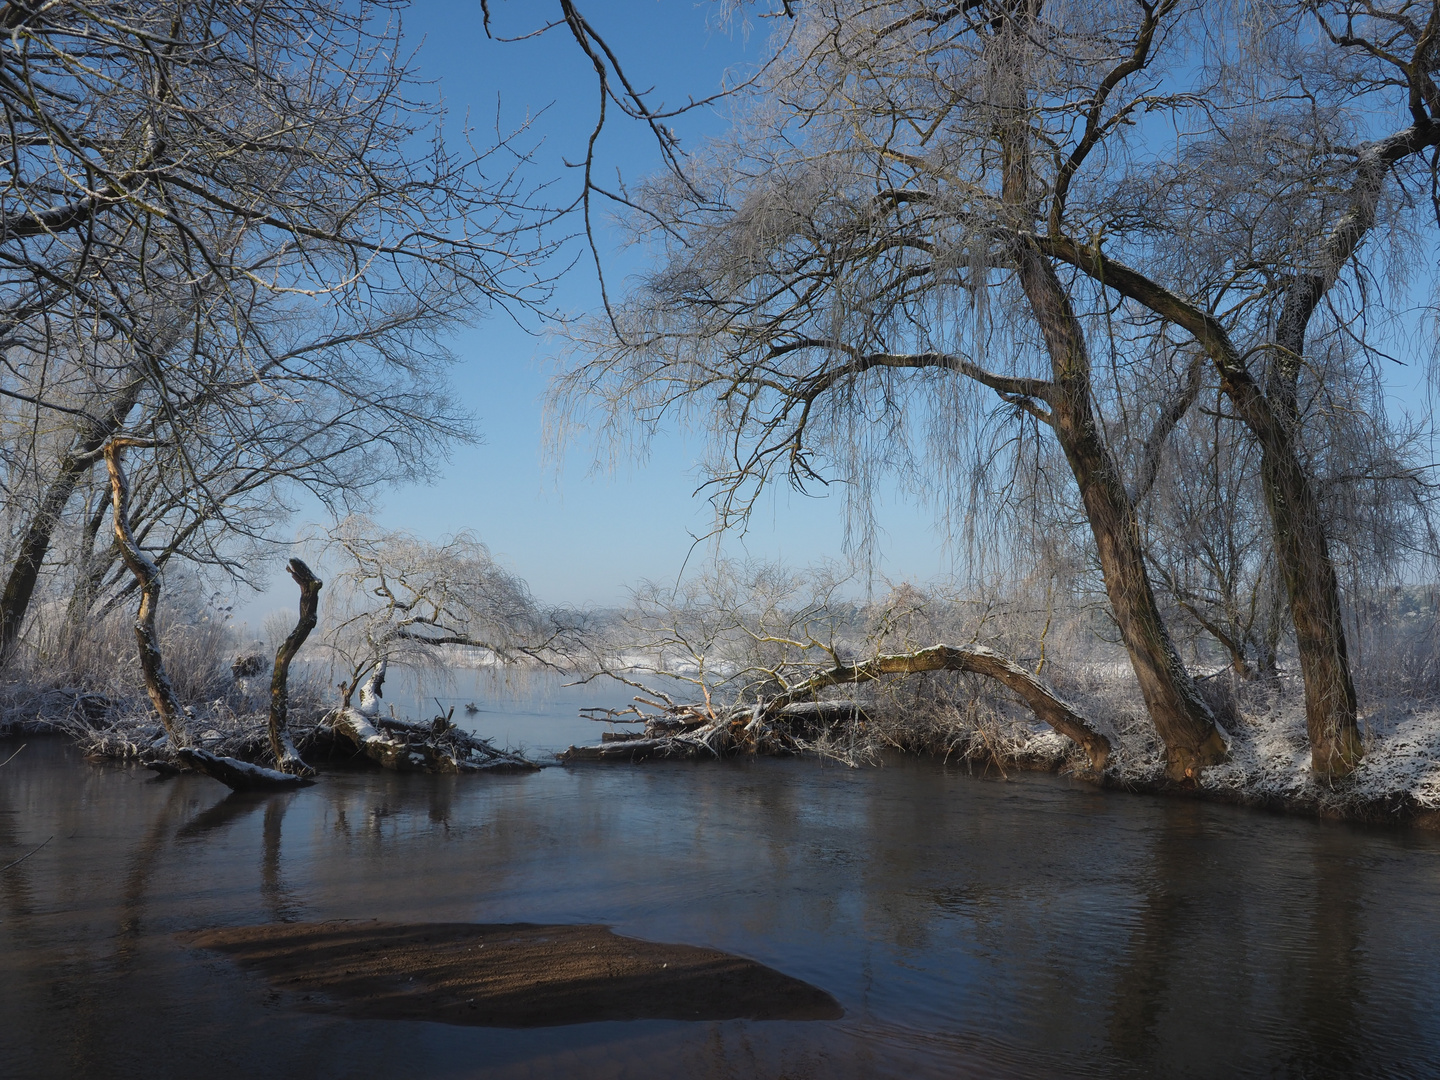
[237,0,1436,626]
[237,1,951,625]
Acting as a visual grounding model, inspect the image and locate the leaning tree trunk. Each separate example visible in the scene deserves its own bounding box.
[769,643,1113,770]
[103,439,189,750]
[1256,434,1361,775]
[0,378,145,663]
[1017,249,1227,781]
[268,558,322,776]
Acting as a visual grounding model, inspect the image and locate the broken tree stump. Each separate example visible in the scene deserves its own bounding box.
[269,558,322,777]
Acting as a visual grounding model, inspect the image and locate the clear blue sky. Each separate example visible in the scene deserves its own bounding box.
[237,1,952,625]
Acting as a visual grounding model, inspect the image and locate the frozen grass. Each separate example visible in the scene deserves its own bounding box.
[0,603,335,765]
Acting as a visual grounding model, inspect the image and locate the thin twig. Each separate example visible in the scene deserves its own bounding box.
[1,835,51,873]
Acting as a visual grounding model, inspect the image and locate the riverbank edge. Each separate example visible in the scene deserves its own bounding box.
[7,721,1438,837]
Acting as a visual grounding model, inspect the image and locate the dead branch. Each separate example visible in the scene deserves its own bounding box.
[176,747,312,791]
[268,558,321,777]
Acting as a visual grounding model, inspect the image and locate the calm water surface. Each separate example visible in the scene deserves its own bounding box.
[3,695,1440,1079]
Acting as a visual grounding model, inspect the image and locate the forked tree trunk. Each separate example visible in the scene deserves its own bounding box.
[1039,236,1364,776]
[989,32,1226,780]
[268,558,322,776]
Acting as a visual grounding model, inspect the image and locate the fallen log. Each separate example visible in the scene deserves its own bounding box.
[562,643,1109,771]
[326,664,536,774]
[177,747,313,790]
[766,643,1111,770]
[329,706,540,773]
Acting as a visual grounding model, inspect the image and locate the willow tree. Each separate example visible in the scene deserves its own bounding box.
[1028,0,1440,774]
[554,0,1234,779]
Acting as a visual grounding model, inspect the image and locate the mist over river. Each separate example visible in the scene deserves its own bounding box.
[3,686,1440,1079]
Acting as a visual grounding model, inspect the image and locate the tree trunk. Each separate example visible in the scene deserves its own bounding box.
[1254,276,1362,774]
[1016,248,1227,781]
[103,439,189,749]
[268,558,322,776]
[0,378,144,662]
[1250,397,1361,775]
[767,642,1112,770]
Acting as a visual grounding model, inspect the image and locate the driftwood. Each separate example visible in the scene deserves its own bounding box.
[268,558,321,776]
[327,665,538,774]
[329,707,540,773]
[563,643,1110,770]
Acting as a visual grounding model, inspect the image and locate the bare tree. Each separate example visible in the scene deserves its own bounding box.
[1034,0,1440,773]
[551,0,1232,779]
[0,1,549,663]
[318,516,583,707]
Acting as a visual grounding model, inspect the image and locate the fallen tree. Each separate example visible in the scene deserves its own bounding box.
[328,662,538,774]
[565,642,1110,772]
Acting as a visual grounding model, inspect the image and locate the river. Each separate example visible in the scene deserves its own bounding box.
[2,683,1439,1078]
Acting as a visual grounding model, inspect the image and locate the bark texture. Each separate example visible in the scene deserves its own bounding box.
[0,378,144,662]
[269,558,322,776]
[104,439,189,749]
[1015,247,1226,780]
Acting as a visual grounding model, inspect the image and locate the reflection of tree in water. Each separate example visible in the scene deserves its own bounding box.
[261,795,305,923]
[1104,804,1204,1065]
[1287,843,1363,1077]
[1103,809,1369,1077]
[175,787,307,924]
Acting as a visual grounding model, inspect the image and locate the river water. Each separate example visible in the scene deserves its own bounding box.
[3,687,1440,1078]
